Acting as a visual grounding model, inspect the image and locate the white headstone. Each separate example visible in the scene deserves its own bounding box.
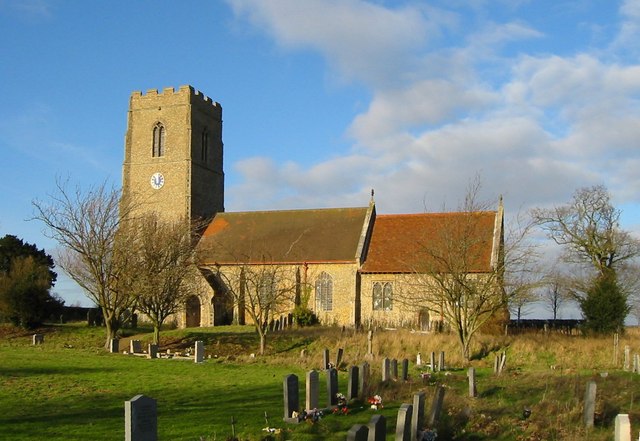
[615,414,631,441]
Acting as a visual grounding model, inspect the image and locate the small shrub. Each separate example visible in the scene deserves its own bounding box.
[292,306,318,327]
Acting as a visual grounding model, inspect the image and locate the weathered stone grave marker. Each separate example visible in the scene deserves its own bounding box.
[401,358,409,382]
[395,403,413,441]
[147,344,158,359]
[367,414,386,441]
[583,380,597,428]
[283,374,299,422]
[468,367,477,398]
[130,340,142,354]
[306,370,319,411]
[194,341,204,363]
[109,338,119,354]
[416,352,422,366]
[614,413,631,441]
[430,352,436,372]
[624,345,631,371]
[326,368,338,407]
[347,365,359,401]
[346,424,369,441]
[391,359,398,380]
[366,330,374,359]
[125,394,157,441]
[323,348,330,369]
[427,386,446,427]
[382,358,391,382]
[439,351,445,371]
[358,361,370,399]
[336,348,344,368]
[411,392,426,441]
[32,334,44,345]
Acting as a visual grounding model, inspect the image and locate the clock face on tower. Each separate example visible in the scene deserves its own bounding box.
[150,172,165,190]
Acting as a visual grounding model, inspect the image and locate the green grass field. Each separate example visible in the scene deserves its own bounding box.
[1,323,639,440]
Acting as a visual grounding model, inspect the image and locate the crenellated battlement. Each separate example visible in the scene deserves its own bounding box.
[130,85,221,110]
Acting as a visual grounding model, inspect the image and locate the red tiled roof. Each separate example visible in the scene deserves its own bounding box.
[361,212,498,274]
[198,207,370,264]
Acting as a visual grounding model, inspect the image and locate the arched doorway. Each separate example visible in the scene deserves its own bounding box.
[186,295,201,327]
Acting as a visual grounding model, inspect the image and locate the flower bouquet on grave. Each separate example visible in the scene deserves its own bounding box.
[302,408,324,424]
[332,393,349,415]
[368,395,383,410]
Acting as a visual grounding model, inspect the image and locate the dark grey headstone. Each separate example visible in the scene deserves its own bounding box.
[391,359,398,380]
[427,386,445,426]
[395,403,413,441]
[194,341,204,363]
[411,392,425,441]
[32,334,44,345]
[347,365,359,401]
[382,358,390,382]
[323,348,330,370]
[109,338,119,354]
[130,340,142,354]
[148,344,158,359]
[326,368,338,406]
[401,358,409,381]
[125,394,157,441]
[358,362,370,399]
[283,374,299,421]
[306,370,319,411]
[439,351,445,371]
[347,424,369,441]
[336,348,344,368]
[367,414,386,441]
[430,352,436,372]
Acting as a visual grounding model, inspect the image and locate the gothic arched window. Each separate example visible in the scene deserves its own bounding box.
[315,272,333,311]
[372,281,393,311]
[152,122,165,157]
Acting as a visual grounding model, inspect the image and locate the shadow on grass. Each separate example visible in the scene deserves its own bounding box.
[0,366,118,377]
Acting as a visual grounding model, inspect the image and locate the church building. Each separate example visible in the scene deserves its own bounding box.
[121,85,505,329]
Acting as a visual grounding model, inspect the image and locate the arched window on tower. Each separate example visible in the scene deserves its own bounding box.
[315,272,333,311]
[152,122,165,157]
[201,128,209,162]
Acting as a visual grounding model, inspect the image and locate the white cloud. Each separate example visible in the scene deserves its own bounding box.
[226,0,640,221]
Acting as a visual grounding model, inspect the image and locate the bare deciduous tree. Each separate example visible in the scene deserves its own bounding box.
[32,179,135,348]
[212,263,298,355]
[397,178,537,361]
[122,213,203,345]
[540,269,572,321]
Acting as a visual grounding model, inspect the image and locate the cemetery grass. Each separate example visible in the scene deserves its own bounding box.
[1,324,640,440]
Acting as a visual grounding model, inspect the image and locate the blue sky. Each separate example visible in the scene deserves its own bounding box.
[1,0,639,313]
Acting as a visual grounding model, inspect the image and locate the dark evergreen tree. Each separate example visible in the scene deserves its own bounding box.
[0,235,62,328]
[580,271,629,334]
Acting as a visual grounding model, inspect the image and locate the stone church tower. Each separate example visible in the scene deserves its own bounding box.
[121,85,225,327]
[122,85,224,221]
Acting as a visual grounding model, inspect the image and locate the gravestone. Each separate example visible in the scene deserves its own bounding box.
[439,351,445,371]
[347,365,359,401]
[109,338,119,354]
[130,340,142,354]
[336,348,344,368]
[32,334,44,345]
[306,370,319,411]
[359,362,370,399]
[323,349,330,369]
[148,344,158,359]
[494,355,500,374]
[391,359,398,380]
[401,358,409,382]
[283,374,299,422]
[395,403,413,441]
[614,414,631,441]
[499,352,507,374]
[411,392,426,441]
[300,349,307,358]
[416,352,422,366]
[194,341,204,363]
[583,381,597,428]
[430,352,436,372]
[125,394,157,441]
[382,358,391,382]
[634,354,640,374]
[468,367,477,398]
[346,424,369,441]
[326,368,338,407]
[427,386,446,427]
[624,346,630,371]
[367,330,374,358]
[367,414,386,441]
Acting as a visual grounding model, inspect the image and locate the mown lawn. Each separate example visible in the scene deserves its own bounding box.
[1,323,640,440]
